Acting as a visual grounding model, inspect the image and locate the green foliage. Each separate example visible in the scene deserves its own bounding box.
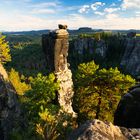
[73,61,136,123]
[9,68,30,95]
[17,73,60,139]
[15,73,75,140]
[36,107,60,140]
[6,34,46,77]
[9,43,47,76]
[25,73,59,121]
[0,34,11,63]
[36,107,75,140]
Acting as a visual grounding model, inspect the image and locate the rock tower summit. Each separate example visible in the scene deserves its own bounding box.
[42,24,76,117]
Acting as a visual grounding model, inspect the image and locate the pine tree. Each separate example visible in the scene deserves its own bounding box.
[73,61,136,122]
[0,34,11,63]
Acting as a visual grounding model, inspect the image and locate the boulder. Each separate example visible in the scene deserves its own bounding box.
[114,84,140,128]
[68,119,126,140]
[68,119,140,140]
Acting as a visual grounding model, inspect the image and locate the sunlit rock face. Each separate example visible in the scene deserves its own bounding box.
[68,119,126,140]
[42,24,76,117]
[0,63,20,140]
[68,119,140,140]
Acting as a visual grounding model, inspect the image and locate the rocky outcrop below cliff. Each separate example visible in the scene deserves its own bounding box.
[0,63,20,140]
[68,119,140,140]
[121,38,140,76]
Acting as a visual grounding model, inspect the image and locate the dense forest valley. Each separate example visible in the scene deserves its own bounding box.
[0,29,140,140]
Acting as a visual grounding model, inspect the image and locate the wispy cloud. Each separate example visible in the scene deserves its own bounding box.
[31,9,55,14]
[29,1,60,15]
[104,7,120,13]
[29,2,58,8]
[78,5,90,13]
[91,2,105,11]
[122,0,140,9]
[110,3,116,7]
[94,11,104,16]
[0,0,140,31]
[78,2,105,14]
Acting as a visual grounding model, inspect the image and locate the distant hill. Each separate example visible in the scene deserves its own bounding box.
[3,30,50,36]
[3,28,140,36]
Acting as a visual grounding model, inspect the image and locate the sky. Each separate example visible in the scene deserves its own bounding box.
[0,0,140,31]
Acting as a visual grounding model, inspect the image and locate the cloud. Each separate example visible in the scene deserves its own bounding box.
[67,14,140,30]
[78,5,90,13]
[136,11,140,17]
[30,2,58,8]
[110,3,116,7]
[31,9,55,14]
[29,2,59,15]
[0,0,140,31]
[94,11,104,16]
[1,12,140,31]
[105,14,119,19]
[78,2,105,14]
[122,0,140,9]
[91,2,105,11]
[104,7,120,13]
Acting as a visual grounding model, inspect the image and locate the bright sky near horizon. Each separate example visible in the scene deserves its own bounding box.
[0,0,140,31]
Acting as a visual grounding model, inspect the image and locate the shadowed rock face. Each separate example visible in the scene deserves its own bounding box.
[114,84,140,128]
[120,38,140,76]
[0,63,20,140]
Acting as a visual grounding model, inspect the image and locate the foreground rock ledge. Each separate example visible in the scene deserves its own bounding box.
[68,119,140,140]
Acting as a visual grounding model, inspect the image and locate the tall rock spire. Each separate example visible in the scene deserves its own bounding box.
[42,24,76,117]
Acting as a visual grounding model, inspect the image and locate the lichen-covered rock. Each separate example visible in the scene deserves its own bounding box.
[114,84,140,128]
[0,63,20,140]
[68,119,126,140]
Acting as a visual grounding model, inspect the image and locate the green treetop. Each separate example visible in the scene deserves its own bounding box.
[73,61,136,123]
[0,34,11,64]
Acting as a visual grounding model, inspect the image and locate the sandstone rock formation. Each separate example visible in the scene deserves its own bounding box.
[0,63,20,140]
[120,38,140,76]
[68,119,140,140]
[42,24,76,117]
[114,83,140,128]
[68,119,126,140]
[71,37,107,58]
